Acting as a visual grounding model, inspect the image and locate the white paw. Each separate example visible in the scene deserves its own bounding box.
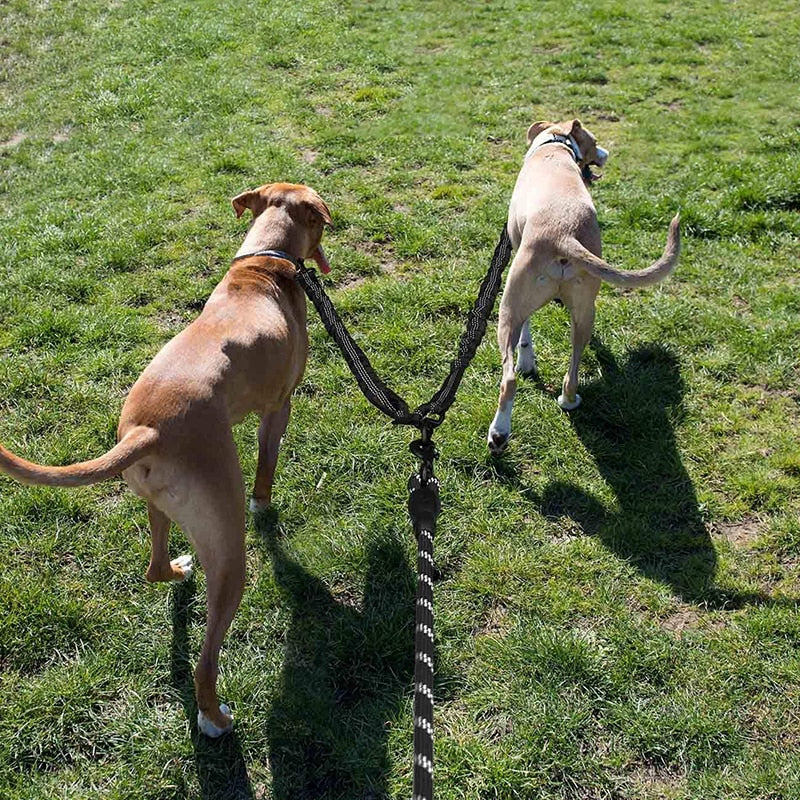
[488,406,513,453]
[249,496,270,514]
[557,393,582,411]
[488,429,509,453]
[487,422,510,454]
[515,350,537,376]
[198,703,233,738]
[171,554,193,582]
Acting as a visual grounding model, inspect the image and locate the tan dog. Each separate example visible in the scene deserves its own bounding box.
[487,119,680,453]
[0,182,332,736]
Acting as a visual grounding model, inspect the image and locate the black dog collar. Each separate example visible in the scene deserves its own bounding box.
[231,249,303,268]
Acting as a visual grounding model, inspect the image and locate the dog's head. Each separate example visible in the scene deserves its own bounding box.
[231,182,333,272]
[526,119,609,184]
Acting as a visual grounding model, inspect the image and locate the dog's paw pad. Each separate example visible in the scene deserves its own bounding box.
[198,704,233,738]
[557,393,582,411]
[171,554,193,582]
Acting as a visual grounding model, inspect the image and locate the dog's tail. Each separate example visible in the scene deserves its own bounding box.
[560,213,680,287]
[0,425,158,487]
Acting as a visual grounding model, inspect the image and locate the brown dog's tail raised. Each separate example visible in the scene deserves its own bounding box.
[560,213,680,287]
[0,425,158,487]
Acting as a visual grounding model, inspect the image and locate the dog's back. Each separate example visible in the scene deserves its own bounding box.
[509,148,600,255]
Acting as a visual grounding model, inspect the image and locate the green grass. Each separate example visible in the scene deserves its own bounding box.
[2,0,800,797]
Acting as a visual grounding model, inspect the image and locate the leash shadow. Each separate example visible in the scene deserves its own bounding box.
[254,510,415,800]
[171,577,254,800]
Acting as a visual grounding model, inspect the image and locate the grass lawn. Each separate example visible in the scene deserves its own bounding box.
[2,0,800,797]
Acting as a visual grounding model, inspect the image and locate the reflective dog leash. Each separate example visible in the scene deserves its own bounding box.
[293,226,513,799]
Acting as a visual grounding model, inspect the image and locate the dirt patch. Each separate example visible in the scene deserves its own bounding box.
[755,384,799,402]
[476,602,510,637]
[627,764,686,797]
[1,132,27,149]
[154,310,192,334]
[336,273,368,290]
[354,240,402,277]
[549,515,585,544]
[660,608,701,637]
[52,126,72,144]
[300,147,319,164]
[380,259,400,275]
[531,44,567,55]
[709,517,762,548]
[330,583,362,610]
[732,294,750,310]
[660,605,727,638]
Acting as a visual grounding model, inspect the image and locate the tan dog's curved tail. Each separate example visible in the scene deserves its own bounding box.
[560,213,680,287]
[0,425,158,487]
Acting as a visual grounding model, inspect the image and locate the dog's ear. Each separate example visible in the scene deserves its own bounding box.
[302,189,333,228]
[526,121,553,145]
[231,189,263,219]
[568,119,583,136]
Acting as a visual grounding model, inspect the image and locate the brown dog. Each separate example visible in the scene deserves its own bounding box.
[0,182,332,736]
[487,119,680,453]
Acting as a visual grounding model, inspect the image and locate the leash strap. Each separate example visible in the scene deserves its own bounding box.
[295,263,413,422]
[414,226,513,421]
[294,225,513,800]
[295,225,513,428]
[408,429,440,800]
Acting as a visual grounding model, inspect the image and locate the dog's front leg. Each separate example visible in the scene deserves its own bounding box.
[145,502,193,583]
[251,400,291,512]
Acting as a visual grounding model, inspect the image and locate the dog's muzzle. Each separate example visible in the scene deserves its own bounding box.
[593,146,609,168]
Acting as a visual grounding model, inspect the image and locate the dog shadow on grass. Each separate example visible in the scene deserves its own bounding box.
[496,339,784,608]
[253,510,415,800]
[171,577,254,800]
[545,340,720,603]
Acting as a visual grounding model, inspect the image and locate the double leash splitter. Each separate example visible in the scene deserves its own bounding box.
[294,226,513,799]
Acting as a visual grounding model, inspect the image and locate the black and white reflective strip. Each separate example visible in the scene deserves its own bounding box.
[414,524,436,800]
[295,264,412,421]
[294,226,513,430]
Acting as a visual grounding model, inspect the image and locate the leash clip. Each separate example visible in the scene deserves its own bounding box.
[408,421,440,530]
[410,421,438,484]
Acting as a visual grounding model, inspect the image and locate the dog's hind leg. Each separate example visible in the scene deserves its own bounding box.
[193,533,245,738]
[160,432,247,737]
[178,487,246,738]
[250,399,291,513]
[558,284,598,410]
[515,318,537,377]
[488,253,556,453]
[145,502,193,583]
